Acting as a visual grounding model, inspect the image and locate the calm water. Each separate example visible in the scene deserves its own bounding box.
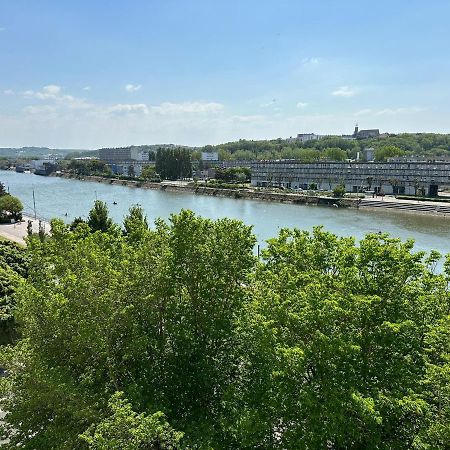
[2,171,449,255]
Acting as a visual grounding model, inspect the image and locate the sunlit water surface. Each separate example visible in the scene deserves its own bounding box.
[2,171,449,258]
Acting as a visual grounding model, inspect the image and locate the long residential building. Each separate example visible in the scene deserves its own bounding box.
[251,160,450,196]
[99,147,152,162]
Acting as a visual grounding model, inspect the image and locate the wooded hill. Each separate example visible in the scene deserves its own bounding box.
[194,133,450,162]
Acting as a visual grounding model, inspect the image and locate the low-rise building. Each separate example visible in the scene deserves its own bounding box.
[99,147,152,163]
[251,160,450,196]
[363,147,375,162]
[201,152,219,162]
[108,161,155,177]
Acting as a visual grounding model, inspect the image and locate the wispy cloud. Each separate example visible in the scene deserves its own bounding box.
[230,114,266,123]
[0,27,6,32]
[125,84,142,93]
[152,101,224,114]
[332,86,357,97]
[23,84,62,99]
[3,89,14,95]
[301,57,319,66]
[296,102,308,108]
[106,103,149,115]
[354,107,424,117]
[83,86,91,91]
[22,84,92,109]
[375,107,424,116]
[23,105,57,115]
[354,108,372,116]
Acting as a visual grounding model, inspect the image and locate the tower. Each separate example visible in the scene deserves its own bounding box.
[354,123,359,137]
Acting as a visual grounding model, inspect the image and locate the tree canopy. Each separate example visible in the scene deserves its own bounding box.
[0,241,29,344]
[87,200,114,233]
[156,147,192,180]
[195,133,450,162]
[0,209,449,449]
[0,194,23,221]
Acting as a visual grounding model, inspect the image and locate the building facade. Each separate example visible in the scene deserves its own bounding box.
[251,160,450,196]
[201,152,219,161]
[353,125,380,139]
[108,161,155,177]
[99,147,151,163]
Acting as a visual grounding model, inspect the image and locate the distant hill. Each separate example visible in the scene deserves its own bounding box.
[97,144,195,152]
[197,133,450,161]
[0,147,94,159]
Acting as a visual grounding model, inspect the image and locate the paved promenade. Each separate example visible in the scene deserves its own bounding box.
[0,216,50,245]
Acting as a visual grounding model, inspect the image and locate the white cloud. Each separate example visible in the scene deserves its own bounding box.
[0,27,5,32]
[23,105,57,114]
[3,89,14,95]
[23,85,62,100]
[107,103,149,115]
[354,108,372,116]
[22,84,92,110]
[332,86,357,97]
[125,84,142,93]
[301,57,319,66]
[353,107,424,117]
[375,107,423,116]
[42,85,61,95]
[296,102,308,108]
[83,86,91,91]
[230,115,266,123]
[152,101,224,114]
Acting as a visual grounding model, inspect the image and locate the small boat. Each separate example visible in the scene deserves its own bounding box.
[112,201,117,205]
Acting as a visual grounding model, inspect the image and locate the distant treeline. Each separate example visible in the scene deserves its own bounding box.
[194,133,450,162]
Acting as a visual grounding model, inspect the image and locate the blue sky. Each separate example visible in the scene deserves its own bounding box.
[1,0,449,148]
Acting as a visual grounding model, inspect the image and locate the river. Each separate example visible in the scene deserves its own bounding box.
[1,170,449,256]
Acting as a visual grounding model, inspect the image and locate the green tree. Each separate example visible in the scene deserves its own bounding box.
[333,183,346,197]
[140,165,157,180]
[324,147,347,161]
[375,145,405,161]
[0,194,23,221]
[228,229,449,449]
[1,213,450,449]
[156,148,192,180]
[0,210,256,448]
[123,205,149,242]
[0,265,23,344]
[80,392,183,449]
[70,216,87,231]
[87,200,114,232]
[0,241,29,344]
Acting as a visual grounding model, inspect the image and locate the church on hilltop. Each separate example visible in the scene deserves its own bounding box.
[352,124,380,139]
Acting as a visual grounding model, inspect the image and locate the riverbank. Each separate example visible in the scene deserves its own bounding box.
[51,173,358,207]
[51,172,450,218]
[0,215,50,245]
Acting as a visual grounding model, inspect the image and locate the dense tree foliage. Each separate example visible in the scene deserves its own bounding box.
[123,205,149,242]
[374,145,406,161]
[156,148,192,180]
[0,241,29,344]
[68,159,111,176]
[197,133,450,162]
[0,209,449,448]
[214,167,251,183]
[87,200,115,233]
[0,194,23,222]
[80,392,183,449]
[140,165,159,181]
